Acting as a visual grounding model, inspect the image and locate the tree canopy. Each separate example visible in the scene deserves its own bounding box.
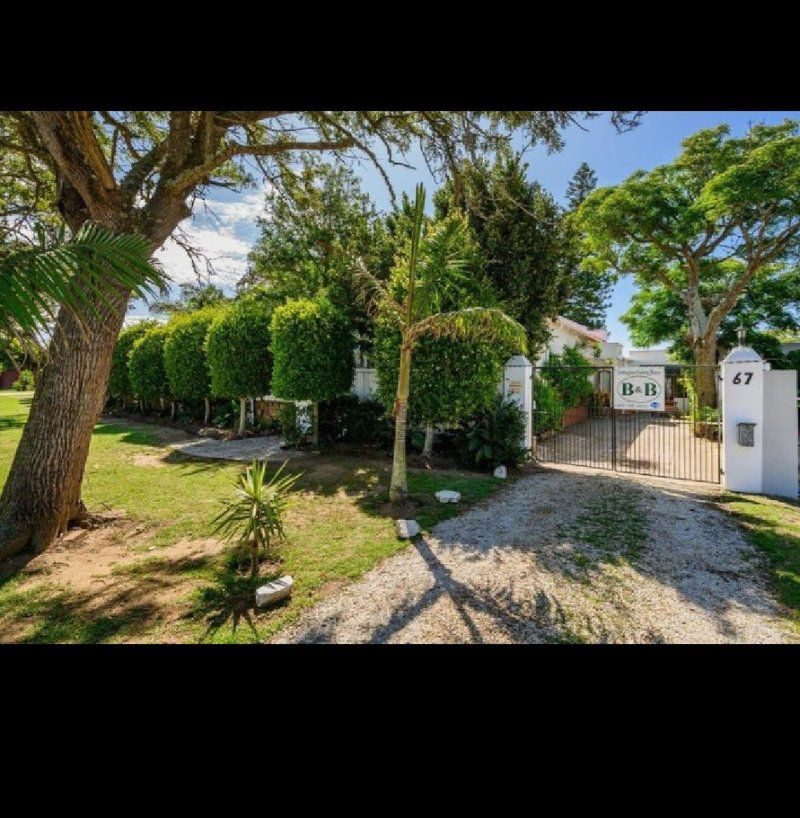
[577,120,800,405]
[163,307,219,402]
[434,149,570,353]
[128,325,172,402]
[108,320,157,401]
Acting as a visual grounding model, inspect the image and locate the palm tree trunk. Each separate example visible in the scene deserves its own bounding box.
[204,397,211,425]
[389,342,412,503]
[237,397,247,436]
[422,425,435,458]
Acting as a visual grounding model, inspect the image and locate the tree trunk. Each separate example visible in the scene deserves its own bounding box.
[311,401,319,448]
[692,336,718,409]
[0,289,128,560]
[170,401,176,421]
[204,397,211,425]
[237,397,247,436]
[422,425,435,458]
[389,342,412,504]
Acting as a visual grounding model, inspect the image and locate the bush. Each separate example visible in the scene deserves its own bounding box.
[372,311,512,427]
[128,325,172,402]
[540,347,594,409]
[206,300,273,400]
[270,296,354,402]
[318,394,389,445]
[163,308,218,402]
[109,321,156,401]
[533,379,563,433]
[456,396,527,470]
[13,369,35,391]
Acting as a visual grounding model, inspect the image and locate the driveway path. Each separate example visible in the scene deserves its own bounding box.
[274,465,797,644]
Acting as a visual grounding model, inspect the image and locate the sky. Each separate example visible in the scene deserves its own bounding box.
[136,111,800,354]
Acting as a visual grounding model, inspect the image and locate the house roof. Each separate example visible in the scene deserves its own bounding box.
[550,315,608,343]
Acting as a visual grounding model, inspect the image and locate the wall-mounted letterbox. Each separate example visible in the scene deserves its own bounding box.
[737,422,756,447]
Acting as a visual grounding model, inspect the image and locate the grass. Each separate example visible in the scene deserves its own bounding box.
[559,489,647,572]
[720,491,800,632]
[0,390,502,643]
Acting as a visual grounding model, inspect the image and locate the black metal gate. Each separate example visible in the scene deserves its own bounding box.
[532,364,721,483]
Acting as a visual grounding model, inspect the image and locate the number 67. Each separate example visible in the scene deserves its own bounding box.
[732,372,753,385]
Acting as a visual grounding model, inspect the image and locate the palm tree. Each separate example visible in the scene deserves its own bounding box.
[1,222,164,343]
[359,184,527,503]
[213,459,301,579]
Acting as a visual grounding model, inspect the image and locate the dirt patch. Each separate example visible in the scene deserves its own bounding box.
[131,451,169,468]
[0,518,226,643]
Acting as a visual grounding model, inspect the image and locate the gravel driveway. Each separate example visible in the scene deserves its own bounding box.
[274,465,798,644]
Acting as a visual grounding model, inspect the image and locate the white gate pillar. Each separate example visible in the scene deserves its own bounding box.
[501,355,533,453]
[721,335,798,499]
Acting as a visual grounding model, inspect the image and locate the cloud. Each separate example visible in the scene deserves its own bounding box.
[155,186,268,289]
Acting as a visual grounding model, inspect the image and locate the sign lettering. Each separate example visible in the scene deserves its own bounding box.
[614,367,665,411]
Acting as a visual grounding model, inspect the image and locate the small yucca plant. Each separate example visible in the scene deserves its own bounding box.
[213,459,301,579]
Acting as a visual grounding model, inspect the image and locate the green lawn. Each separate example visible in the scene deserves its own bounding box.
[720,491,800,632]
[0,390,501,643]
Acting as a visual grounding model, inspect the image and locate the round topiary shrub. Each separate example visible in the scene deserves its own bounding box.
[163,308,219,423]
[270,296,354,445]
[128,324,172,407]
[270,297,354,401]
[109,321,156,404]
[206,299,273,435]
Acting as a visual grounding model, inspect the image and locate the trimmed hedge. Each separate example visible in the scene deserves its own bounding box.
[270,296,354,402]
[109,321,156,400]
[206,300,273,399]
[163,308,218,401]
[128,325,172,402]
[373,311,513,427]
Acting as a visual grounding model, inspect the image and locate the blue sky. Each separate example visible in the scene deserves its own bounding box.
[140,111,800,353]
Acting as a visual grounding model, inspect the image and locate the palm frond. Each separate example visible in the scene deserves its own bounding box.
[1,222,166,341]
[351,255,402,319]
[407,307,528,354]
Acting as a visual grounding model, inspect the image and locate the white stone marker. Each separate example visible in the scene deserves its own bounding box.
[434,490,461,503]
[500,355,533,454]
[493,465,507,479]
[721,334,798,500]
[396,519,420,539]
[255,575,294,608]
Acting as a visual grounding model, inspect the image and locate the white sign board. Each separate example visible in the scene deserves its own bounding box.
[614,367,665,411]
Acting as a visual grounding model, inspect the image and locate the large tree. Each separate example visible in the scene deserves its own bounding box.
[434,149,571,353]
[0,110,641,558]
[243,160,394,338]
[577,120,800,407]
[560,163,614,329]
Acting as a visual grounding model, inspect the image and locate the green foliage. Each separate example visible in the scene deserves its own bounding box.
[270,296,354,402]
[109,321,157,400]
[455,396,527,470]
[213,459,301,578]
[577,120,800,366]
[206,300,272,399]
[12,369,34,391]
[277,402,313,448]
[533,379,564,433]
[0,222,165,343]
[128,325,172,402]
[151,282,229,316]
[318,395,390,446]
[245,160,394,338]
[163,308,218,401]
[434,149,570,352]
[373,313,512,426]
[540,347,595,408]
[561,163,614,329]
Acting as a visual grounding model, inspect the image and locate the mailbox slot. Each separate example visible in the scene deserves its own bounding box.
[737,422,756,447]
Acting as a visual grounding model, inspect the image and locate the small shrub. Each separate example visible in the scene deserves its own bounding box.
[109,321,156,402]
[318,395,390,446]
[163,308,218,403]
[128,325,172,403]
[533,379,564,433]
[456,396,527,470]
[270,296,354,403]
[13,369,35,391]
[278,402,314,447]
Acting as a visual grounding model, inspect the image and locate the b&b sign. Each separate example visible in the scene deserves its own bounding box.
[614,367,665,411]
